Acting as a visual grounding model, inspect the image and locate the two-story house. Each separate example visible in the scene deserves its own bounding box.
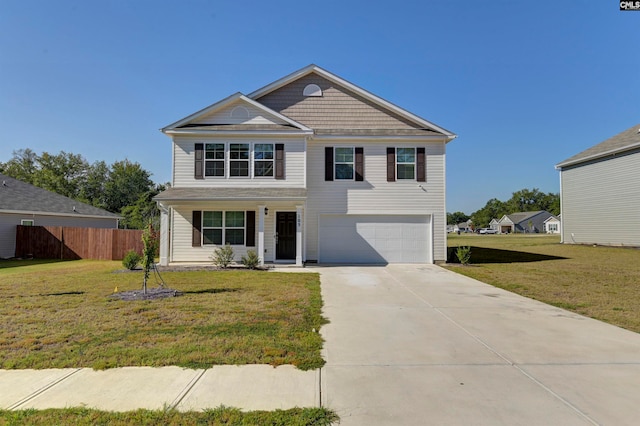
[154,65,456,266]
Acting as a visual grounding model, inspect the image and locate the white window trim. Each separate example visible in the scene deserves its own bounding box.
[253,142,275,179]
[204,143,226,178]
[229,143,251,179]
[396,147,416,180]
[202,211,246,246]
[334,146,355,181]
[21,219,34,226]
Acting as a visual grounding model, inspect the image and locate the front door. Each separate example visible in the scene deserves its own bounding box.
[276,212,296,260]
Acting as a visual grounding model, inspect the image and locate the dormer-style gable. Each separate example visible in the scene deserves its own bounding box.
[162,93,312,136]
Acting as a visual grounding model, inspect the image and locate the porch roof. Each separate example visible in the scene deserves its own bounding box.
[154,187,307,202]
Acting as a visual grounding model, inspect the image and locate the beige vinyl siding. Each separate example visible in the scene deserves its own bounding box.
[191,102,289,126]
[170,202,304,263]
[0,213,118,258]
[172,136,306,188]
[561,151,640,246]
[256,73,430,131]
[305,140,447,262]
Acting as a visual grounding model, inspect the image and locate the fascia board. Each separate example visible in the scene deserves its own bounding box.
[311,134,451,142]
[164,129,313,137]
[249,64,457,138]
[0,209,121,220]
[555,141,640,169]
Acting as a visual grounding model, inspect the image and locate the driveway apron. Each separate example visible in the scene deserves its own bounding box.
[312,264,640,425]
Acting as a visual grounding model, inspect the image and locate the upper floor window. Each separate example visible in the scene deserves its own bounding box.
[335,147,354,180]
[229,143,250,177]
[386,147,426,182]
[205,143,225,177]
[396,148,416,180]
[254,144,274,177]
[195,143,284,180]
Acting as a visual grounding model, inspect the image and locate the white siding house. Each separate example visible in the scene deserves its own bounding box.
[556,123,640,246]
[155,65,456,265]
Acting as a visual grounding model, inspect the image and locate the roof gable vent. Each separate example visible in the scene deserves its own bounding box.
[230,106,250,120]
[303,83,322,97]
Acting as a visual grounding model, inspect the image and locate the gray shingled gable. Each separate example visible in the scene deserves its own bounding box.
[557,123,640,168]
[0,173,120,218]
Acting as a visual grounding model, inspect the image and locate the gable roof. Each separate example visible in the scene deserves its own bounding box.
[161,93,313,135]
[499,211,549,225]
[0,173,120,219]
[556,123,640,169]
[249,64,457,140]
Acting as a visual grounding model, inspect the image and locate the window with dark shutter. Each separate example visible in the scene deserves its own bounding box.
[192,211,202,247]
[417,147,426,182]
[246,211,256,247]
[386,147,395,182]
[325,147,334,181]
[194,144,204,179]
[355,147,364,181]
[275,144,284,179]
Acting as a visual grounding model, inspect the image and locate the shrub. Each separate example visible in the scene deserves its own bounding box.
[122,250,141,270]
[241,249,261,269]
[211,244,235,268]
[456,246,472,265]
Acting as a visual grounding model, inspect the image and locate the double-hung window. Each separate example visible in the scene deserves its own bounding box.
[396,148,416,180]
[204,143,225,177]
[335,147,354,180]
[230,143,250,177]
[254,144,274,177]
[202,211,245,245]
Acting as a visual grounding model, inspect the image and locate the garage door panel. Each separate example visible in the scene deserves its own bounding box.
[319,215,431,264]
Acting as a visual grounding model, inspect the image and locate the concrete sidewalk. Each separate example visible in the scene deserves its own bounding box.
[0,365,318,412]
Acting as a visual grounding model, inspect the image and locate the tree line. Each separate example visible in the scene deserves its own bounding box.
[0,149,167,229]
[448,188,560,229]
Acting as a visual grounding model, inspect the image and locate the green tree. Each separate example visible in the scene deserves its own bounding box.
[32,151,89,200]
[0,149,38,183]
[120,183,168,230]
[78,160,110,209]
[447,211,470,225]
[471,198,507,228]
[103,160,154,214]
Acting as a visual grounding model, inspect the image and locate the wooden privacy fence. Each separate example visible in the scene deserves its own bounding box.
[15,225,145,260]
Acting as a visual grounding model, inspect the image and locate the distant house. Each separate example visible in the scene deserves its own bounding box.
[543,215,561,234]
[489,218,500,232]
[453,220,473,233]
[0,173,120,259]
[497,211,554,234]
[556,123,640,246]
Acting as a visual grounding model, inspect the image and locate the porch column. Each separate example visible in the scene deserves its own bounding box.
[258,205,266,266]
[295,205,303,266]
[159,205,169,266]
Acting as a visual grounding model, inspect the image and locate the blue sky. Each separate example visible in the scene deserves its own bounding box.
[1,1,638,214]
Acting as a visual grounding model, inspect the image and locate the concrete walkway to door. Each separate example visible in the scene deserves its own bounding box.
[310,264,640,425]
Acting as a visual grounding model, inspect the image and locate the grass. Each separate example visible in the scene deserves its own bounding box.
[445,234,640,333]
[0,260,326,370]
[0,406,339,426]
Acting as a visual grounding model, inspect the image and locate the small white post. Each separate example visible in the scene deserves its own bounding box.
[258,205,266,266]
[295,205,303,266]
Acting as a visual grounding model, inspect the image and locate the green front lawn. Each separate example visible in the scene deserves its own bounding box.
[0,260,326,370]
[445,234,640,333]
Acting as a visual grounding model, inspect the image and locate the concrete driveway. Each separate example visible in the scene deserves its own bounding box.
[311,264,640,425]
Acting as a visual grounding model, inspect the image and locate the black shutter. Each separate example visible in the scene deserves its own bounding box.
[246,211,256,247]
[275,144,284,179]
[194,143,204,179]
[355,147,364,181]
[386,147,395,182]
[417,147,426,182]
[192,211,202,247]
[325,147,334,181]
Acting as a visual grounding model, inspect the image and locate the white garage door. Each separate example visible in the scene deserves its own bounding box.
[318,215,431,264]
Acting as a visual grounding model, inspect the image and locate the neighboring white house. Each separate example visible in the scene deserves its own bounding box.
[0,173,120,259]
[497,211,554,234]
[556,123,640,246]
[489,218,500,232]
[543,215,561,234]
[154,64,457,265]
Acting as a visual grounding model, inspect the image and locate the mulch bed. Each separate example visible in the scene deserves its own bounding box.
[108,287,183,301]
